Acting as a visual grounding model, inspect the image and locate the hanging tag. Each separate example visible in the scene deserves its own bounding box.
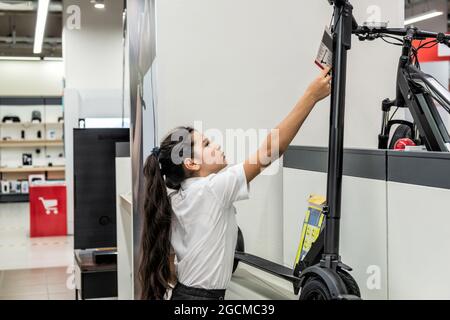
[315,26,333,70]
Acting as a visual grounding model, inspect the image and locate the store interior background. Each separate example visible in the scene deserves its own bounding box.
[0,0,449,300]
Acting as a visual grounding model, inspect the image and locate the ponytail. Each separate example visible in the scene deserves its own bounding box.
[139,153,172,300]
[139,126,195,300]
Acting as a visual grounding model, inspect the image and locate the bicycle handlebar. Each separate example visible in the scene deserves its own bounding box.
[353,26,450,43]
[325,0,450,43]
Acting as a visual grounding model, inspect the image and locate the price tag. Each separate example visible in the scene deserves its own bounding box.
[315,26,333,70]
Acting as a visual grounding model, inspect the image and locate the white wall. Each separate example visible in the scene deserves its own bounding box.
[156,0,404,267]
[63,0,123,90]
[387,182,450,299]
[0,60,63,96]
[295,1,405,148]
[63,0,125,234]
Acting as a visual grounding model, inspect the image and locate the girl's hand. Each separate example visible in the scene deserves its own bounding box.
[305,67,332,104]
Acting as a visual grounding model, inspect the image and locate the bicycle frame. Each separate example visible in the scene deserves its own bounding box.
[354,25,450,152]
[395,64,450,151]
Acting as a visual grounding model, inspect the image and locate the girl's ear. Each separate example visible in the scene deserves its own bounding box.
[183,157,200,172]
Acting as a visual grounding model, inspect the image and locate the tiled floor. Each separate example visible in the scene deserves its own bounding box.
[0,267,75,300]
[0,202,75,300]
[0,202,73,270]
[228,265,297,300]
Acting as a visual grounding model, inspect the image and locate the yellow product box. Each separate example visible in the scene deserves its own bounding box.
[294,195,326,266]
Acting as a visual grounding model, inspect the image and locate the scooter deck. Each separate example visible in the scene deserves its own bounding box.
[235,251,300,283]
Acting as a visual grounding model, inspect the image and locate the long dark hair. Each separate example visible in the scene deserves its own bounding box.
[139,126,195,300]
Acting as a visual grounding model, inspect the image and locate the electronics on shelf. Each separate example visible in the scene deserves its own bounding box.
[2,116,20,123]
[21,181,29,194]
[22,153,33,166]
[28,174,45,185]
[31,110,42,123]
[47,130,56,140]
[1,181,9,194]
[0,180,31,195]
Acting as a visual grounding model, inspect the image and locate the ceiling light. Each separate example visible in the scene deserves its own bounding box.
[91,0,105,9]
[404,10,444,26]
[33,0,50,54]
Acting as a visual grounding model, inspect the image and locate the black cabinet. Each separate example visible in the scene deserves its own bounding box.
[73,128,129,249]
[74,249,118,300]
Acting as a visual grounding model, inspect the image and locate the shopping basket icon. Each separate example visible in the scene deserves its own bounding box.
[38,197,59,215]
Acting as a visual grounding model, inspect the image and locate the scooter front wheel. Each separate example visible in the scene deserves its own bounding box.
[299,277,332,300]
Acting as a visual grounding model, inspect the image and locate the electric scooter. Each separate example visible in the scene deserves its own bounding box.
[234,0,361,300]
[234,0,450,300]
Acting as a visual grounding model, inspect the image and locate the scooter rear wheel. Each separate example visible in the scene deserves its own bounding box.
[299,270,361,300]
[337,269,361,297]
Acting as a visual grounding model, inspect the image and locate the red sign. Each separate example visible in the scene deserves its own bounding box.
[414,38,450,63]
[30,184,67,237]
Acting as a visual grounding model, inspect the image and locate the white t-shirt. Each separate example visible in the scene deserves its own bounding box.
[170,163,249,290]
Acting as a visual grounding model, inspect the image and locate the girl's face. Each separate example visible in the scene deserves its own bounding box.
[185,130,227,176]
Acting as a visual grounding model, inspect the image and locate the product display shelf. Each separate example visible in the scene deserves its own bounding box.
[0,96,65,203]
[0,122,63,127]
[0,193,29,203]
[0,140,64,148]
[0,166,65,173]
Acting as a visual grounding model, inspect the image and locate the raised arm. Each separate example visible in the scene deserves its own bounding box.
[243,67,331,183]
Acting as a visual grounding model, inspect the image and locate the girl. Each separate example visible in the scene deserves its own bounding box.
[139,67,332,300]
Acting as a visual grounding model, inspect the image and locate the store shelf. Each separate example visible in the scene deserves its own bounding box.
[0,96,62,106]
[0,96,65,203]
[0,193,29,203]
[0,140,64,147]
[0,122,63,127]
[0,166,65,173]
